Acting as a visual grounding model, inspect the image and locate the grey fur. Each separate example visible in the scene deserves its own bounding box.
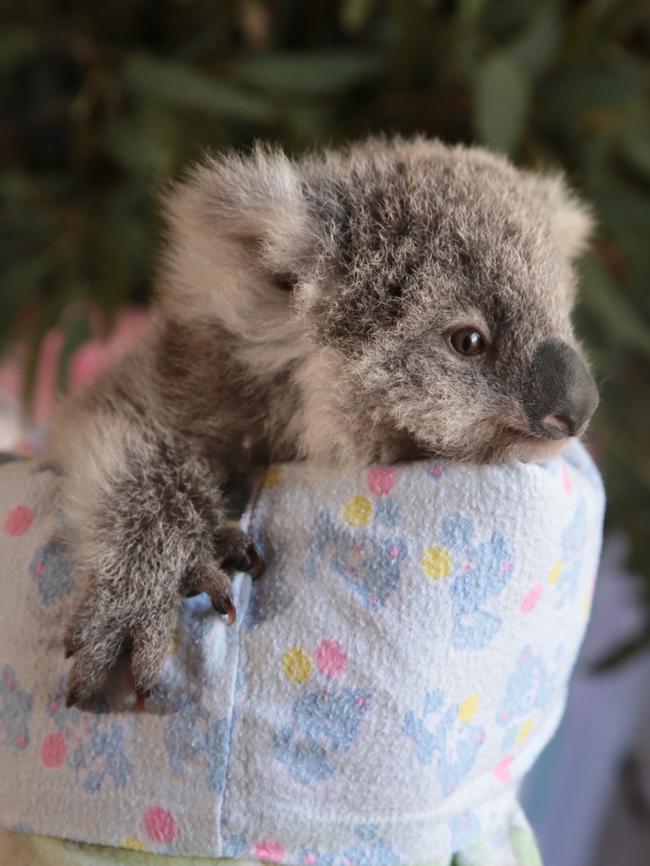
[48,135,598,703]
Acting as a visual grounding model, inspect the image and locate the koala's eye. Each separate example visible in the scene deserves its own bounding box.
[449,327,486,356]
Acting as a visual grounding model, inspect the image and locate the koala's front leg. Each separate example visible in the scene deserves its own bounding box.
[59,439,259,706]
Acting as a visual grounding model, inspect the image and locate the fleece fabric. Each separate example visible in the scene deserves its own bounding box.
[0,442,605,865]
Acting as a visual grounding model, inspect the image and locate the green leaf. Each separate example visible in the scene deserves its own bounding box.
[340,0,376,33]
[0,27,41,71]
[541,68,642,116]
[104,110,177,175]
[0,258,51,327]
[621,127,650,181]
[235,50,384,95]
[510,4,559,77]
[474,53,530,153]
[582,259,650,362]
[123,55,274,123]
[585,175,650,234]
[456,0,488,26]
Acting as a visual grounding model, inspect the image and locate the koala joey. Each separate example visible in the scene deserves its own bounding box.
[48,136,599,706]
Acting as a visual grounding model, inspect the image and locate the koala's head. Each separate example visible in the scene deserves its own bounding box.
[161,136,598,465]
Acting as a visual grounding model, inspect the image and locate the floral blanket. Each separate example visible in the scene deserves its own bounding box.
[0,442,604,865]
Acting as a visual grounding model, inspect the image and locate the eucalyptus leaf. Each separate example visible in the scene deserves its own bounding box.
[510,4,559,77]
[621,127,650,180]
[541,67,643,116]
[340,0,376,33]
[0,27,41,71]
[104,113,177,175]
[456,0,487,26]
[123,55,274,122]
[0,258,51,324]
[582,259,650,361]
[235,51,384,95]
[474,52,530,153]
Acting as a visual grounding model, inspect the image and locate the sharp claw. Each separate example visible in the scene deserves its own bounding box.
[213,595,237,625]
[135,689,151,711]
[65,690,79,708]
[246,543,265,580]
[64,647,74,659]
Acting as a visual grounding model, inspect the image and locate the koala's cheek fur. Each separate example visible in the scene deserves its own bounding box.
[341,339,492,463]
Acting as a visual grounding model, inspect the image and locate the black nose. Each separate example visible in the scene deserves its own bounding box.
[525,338,599,439]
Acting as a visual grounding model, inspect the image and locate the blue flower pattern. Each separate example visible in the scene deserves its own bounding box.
[403,690,485,797]
[45,680,133,793]
[298,825,401,866]
[442,515,514,650]
[164,697,230,793]
[29,539,76,605]
[273,686,372,784]
[496,646,557,750]
[303,508,407,611]
[555,499,588,608]
[0,665,33,750]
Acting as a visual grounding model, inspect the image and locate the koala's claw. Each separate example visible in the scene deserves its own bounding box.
[213,594,237,625]
[245,543,265,580]
[183,562,237,624]
[215,525,265,579]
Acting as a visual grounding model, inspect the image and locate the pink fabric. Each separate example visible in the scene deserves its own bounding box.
[0,309,149,452]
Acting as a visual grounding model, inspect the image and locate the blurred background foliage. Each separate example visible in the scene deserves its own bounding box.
[0,0,649,655]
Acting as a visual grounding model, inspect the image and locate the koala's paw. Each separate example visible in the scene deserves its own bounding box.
[63,586,180,707]
[213,524,265,581]
[63,528,263,708]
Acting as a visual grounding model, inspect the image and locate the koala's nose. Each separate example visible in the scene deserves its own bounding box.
[525,338,599,438]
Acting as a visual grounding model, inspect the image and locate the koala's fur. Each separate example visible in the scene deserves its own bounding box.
[48,136,595,704]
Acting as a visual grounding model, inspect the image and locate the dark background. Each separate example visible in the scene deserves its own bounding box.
[1,0,649,659]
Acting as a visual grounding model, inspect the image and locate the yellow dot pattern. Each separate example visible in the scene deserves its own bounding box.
[122,838,147,851]
[262,467,283,490]
[458,692,480,723]
[516,718,534,745]
[548,560,563,585]
[343,495,373,527]
[422,546,452,580]
[282,647,313,684]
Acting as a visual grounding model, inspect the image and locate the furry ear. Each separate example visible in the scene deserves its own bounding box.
[534,174,595,260]
[161,143,312,282]
[157,145,316,356]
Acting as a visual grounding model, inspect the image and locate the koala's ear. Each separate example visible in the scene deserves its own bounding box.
[161,143,312,279]
[533,174,595,261]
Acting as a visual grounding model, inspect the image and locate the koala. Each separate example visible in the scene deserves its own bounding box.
[48,135,599,706]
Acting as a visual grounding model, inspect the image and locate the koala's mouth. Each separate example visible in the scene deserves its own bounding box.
[499,426,571,462]
[502,425,570,445]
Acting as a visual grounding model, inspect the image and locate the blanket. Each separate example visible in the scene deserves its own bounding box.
[0,443,605,865]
